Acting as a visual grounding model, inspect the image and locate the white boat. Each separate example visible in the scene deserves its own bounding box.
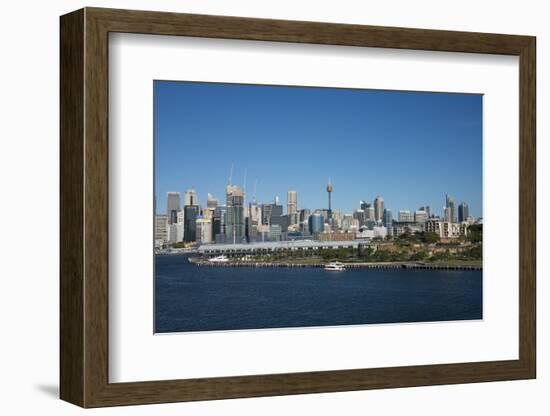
[324,262,345,271]
[208,255,229,263]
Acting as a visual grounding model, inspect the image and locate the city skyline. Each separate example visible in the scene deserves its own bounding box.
[155,184,475,223]
[154,80,482,218]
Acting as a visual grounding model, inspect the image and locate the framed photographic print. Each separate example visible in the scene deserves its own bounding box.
[60,7,536,408]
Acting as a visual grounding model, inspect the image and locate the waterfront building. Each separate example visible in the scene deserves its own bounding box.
[398,210,414,222]
[198,239,374,256]
[175,222,184,242]
[445,194,457,223]
[458,202,469,222]
[213,206,227,243]
[176,209,185,224]
[154,214,169,247]
[374,195,385,222]
[168,223,178,243]
[196,218,213,244]
[183,205,199,242]
[166,192,180,224]
[184,188,198,206]
[226,185,245,244]
[308,212,324,235]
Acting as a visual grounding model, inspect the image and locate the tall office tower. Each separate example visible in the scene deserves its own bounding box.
[261,203,273,225]
[360,200,370,211]
[299,208,311,223]
[342,214,354,232]
[196,218,213,244]
[445,194,457,223]
[365,205,375,221]
[398,210,414,222]
[206,193,219,209]
[326,180,333,218]
[166,192,180,224]
[353,209,366,227]
[458,202,469,222]
[154,214,169,245]
[331,210,343,230]
[287,190,298,215]
[384,209,393,237]
[414,209,428,224]
[213,206,227,243]
[184,188,198,206]
[421,206,431,218]
[269,201,287,233]
[246,201,262,243]
[226,185,245,244]
[183,205,199,242]
[308,212,324,235]
[374,196,385,222]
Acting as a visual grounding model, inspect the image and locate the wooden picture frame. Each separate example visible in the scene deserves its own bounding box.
[60,7,536,408]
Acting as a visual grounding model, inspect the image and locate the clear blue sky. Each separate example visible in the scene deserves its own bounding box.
[154,80,482,218]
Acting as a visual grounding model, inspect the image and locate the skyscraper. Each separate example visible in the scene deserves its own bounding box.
[246,201,262,242]
[299,208,311,223]
[206,193,218,209]
[184,188,198,206]
[166,192,180,224]
[287,190,297,215]
[154,214,169,246]
[183,188,199,242]
[183,205,199,242]
[226,185,245,244]
[445,194,457,223]
[308,212,324,235]
[287,190,298,225]
[374,195,385,222]
[353,209,366,227]
[213,206,227,243]
[458,202,469,222]
[383,209,393,237]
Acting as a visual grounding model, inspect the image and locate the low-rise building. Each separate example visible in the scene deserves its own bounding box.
[392,221,424,237]
[425,219,467,239]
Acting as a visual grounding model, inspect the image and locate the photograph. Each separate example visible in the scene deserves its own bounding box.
[153,80,483,333]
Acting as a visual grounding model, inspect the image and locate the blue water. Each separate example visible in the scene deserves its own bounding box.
[154,255,482,333]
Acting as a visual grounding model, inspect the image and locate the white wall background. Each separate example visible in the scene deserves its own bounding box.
[0,0,545,414]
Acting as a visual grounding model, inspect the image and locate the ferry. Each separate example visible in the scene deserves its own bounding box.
[324,262,345,271]
[208,255,229,263]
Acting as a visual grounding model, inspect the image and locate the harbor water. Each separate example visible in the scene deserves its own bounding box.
[155,255,482,333]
